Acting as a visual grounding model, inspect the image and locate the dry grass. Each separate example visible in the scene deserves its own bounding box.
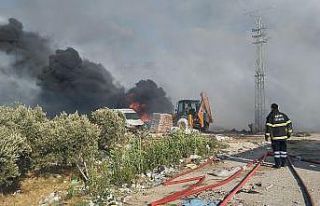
[0,172,74,206]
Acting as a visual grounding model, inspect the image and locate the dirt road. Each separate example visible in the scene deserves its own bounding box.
[129,134,320,206]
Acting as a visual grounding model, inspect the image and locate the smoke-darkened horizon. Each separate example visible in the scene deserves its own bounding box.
[1,0,320,131]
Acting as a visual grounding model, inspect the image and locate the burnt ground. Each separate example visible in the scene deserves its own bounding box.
[129,134,320,206]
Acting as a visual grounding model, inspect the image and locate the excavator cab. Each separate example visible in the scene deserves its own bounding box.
[174,93,213,132]
[176,100,200,118]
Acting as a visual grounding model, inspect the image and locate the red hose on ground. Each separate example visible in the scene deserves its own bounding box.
[163,157,216,186]
[151,158,215,206]
[219,152,268,206]
[150,153,268,206]
[150,169,243,206]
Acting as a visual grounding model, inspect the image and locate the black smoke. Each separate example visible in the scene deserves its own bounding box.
[126,80,174,116]
[38,47,126,114]
[0,18,173,115]
[0,18,51,77]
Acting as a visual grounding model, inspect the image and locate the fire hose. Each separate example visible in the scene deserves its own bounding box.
[287,156,316,206]
[289,155,320,165]
[150,151,316,206]
[150,154,267,206]
[219,152,268,206]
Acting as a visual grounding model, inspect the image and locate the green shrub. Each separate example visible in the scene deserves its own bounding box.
[31,112,100,180]
[108,131,220,185]
[0,104,47,137]
[0,126,31,190]
[142,131,218,171]
[0,105,47,168]
[109,145,139,186]
[90,108,125,149]
[87,159,111,203]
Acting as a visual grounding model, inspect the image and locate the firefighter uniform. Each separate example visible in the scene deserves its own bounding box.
[265,108,292,167]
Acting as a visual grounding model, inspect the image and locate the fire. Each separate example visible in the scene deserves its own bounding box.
[140,113,151,123]
[129,101,151,122]
[129,102,144,112]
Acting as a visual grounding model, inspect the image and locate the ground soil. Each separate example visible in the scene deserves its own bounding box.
[129,134,320,206]
[1,134,319,206]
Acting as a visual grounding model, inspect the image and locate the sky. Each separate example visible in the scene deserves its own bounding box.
[0,0,320,130]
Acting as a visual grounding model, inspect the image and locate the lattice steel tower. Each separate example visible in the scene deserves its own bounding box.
[252,17,267,132]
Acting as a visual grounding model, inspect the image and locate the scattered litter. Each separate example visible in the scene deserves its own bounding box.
[186,163,198,169]
[265,184,274,191]
[13,190,21,195]
[142,165,177,186]
[53,174,62,178]
[122,195,132,203]
[39,191,61,206]
[190,154,202,160]
[185,155,202,164]
[292,200,300,205]
[182,198,220,206]
[214,190,226,195]
[237,188,260,194]
[208,167,241,177]
[157,165,166,173]
[214,135,232,141]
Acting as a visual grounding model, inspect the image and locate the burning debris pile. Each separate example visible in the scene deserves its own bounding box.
[0,18,173,116]
[126,80,174,122]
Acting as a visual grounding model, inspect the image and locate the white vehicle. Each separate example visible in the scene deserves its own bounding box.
[114,109,145,128]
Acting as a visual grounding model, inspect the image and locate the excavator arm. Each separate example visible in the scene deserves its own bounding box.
[199,92,213,124]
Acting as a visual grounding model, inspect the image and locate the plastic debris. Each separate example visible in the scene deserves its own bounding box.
[182,198,220,206]
[186,163,198,169]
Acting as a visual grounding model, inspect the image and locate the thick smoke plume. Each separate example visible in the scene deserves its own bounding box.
[38,48,126,114]
[0,18,51,77]
[126,80,174,121]
[0,18,173,116]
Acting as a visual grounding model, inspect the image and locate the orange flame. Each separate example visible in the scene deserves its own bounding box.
[129,101,151,122]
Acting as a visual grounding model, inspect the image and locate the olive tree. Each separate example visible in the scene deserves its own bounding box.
[90,108,126,149]
[0,126,31,190]
[33,112,100,181]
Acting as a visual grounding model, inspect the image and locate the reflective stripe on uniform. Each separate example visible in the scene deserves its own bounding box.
[266,120,292,128]
[274,155,280,158]
[272,136,289,140]
[280,151,287,157]
[274,151,280,154]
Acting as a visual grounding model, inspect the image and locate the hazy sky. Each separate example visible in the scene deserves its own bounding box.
[1,0,320,130]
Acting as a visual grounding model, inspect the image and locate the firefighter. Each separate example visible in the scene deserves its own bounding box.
[265,103,293,168]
